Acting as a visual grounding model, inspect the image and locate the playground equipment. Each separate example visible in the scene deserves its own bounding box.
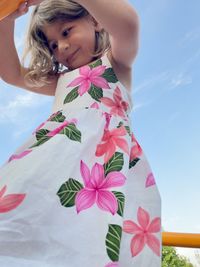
[162,232,200,248]
[0,0,25,21]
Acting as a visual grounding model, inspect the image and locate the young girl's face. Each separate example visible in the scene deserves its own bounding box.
[42,15,102,70]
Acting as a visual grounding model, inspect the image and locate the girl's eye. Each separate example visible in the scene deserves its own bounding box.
[51,43,57,50]
[62,28,70,37]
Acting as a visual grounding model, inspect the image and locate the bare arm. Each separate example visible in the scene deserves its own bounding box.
[75,0,140,68]
[0,3,57,96]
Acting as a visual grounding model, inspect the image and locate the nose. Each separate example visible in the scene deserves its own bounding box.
[58,40,69,53]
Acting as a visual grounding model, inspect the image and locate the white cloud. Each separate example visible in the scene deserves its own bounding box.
[0,93,49,124]
[133,71,170,94]
[132,102,148,112]
[169,72,192,90]
[178,26,200,47]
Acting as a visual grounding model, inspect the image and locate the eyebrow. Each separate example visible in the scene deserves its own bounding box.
[46,21,72,44]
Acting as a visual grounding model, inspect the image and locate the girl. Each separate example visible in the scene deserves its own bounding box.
[0,0,161,266]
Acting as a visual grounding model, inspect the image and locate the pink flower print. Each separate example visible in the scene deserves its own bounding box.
[130,133,142,161]
[101,86,129,118]
[123,207,161,257]
[105,262,119,267]
[75,161,126,215]
[47,119,77,137]
[0,185,26,213]
[8,150,32,163]
[67,65,110,96]
[145,172,156,187]
[96,126,129,163]
[90,102,100,109]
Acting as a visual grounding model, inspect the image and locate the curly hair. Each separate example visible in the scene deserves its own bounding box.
[21,0,111,87]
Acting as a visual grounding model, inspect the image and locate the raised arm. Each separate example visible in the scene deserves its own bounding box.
[0,2,57,96]
[75,0,140,69]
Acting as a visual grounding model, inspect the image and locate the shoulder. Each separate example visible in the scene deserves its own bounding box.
[107,49,132,91]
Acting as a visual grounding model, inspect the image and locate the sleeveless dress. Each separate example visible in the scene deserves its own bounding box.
[0,52,161,267]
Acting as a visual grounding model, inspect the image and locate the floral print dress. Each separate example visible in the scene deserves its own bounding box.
[0,52,161,267]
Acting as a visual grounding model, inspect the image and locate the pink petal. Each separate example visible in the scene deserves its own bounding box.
[111,126,127,137]
[111,107,125,118]
[78,79,91,96]
[100,97,115,108]
[113,87,122,103]
[104,140,116,163]
[137,207,150,230]
[130,143,142,161]
[146,233,161,256]
[130,234,146,257]
[91,163,105,188]
[123,220,143,234]
[101,171,126,189]
[147,217,161,233]
[121,101,129,111]
[0,193,26,213]
[79,65,91,76]
[80,161,92,188]
[95,143,108,157]
[102,130,111,142]
[96,190,118,215]
[91,76,110,89]
[145,173,156,187]
[67,76,86,87]
[90,65,106,76]
[90,102,99,109]
[114,137,129,154]
[75,188,96,213]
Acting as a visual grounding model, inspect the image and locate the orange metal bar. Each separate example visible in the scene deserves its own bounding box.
[162,231,200,248]
[0,0,25,21]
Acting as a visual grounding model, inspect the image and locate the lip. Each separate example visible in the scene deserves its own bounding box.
[67,49,79,62]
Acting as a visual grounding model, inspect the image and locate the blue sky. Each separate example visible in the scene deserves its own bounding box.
[0,0,200,264]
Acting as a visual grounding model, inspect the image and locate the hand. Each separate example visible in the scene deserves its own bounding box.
[5,1,29,21]
[5,0,44,21]
[26,0,44,7]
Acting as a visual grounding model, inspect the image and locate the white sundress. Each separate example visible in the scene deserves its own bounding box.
[0,52,162,267]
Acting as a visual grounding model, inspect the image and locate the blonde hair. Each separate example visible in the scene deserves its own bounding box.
[21,0,111,87]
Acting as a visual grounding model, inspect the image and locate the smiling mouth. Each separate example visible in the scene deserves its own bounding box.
[67,49,79,62]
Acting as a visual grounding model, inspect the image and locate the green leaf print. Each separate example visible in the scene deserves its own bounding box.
[125,126,131,136]
[36,129,49,140]
[89,58,102,68]
[106,224,122,261]
[112,191,125,217]
[129,157,140,169]
[88,85,103,102]
[29,129,51,148]
[57,178,83,207]
[61,123,81,142]
[49,111,66,122]
[64,87,79,104]
[104,152,124,176]
[102,68,118,83]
